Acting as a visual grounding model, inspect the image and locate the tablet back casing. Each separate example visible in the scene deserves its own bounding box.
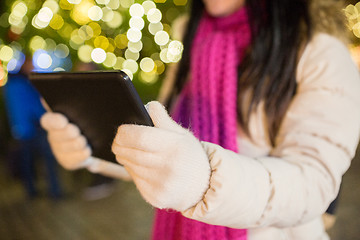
[29,71,153,163]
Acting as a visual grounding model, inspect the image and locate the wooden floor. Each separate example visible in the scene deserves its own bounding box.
[0,147,360,240]
[0,167,154,240]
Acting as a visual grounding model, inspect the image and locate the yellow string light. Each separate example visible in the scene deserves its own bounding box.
[71,0,94,25]
[345,3,360,38]
[173,0,187,6]
[94,35,109,49]
[49,14,64,30]
[88,22,102,36]
[0,46,14,62]
[59,0,73,10]
[78,44,94,62]
[0,63,8,87]
[106,39,116,52]
[0,0,188,83]
[114,34,128,49]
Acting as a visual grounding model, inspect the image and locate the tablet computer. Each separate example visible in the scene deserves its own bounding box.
[29,70,153,163]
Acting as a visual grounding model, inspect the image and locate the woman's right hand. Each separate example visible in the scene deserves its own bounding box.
[40,112,93,170]
[40,112,132,181]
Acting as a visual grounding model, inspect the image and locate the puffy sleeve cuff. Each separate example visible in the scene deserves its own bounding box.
[182,141,271,228]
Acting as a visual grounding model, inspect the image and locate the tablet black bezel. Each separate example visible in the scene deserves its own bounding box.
[29,70,153,163]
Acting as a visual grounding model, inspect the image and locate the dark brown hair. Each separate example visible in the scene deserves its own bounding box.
[170,0,344,146]
[237,0,312,146]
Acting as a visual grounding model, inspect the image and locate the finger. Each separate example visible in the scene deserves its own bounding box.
[131,175,157,200]
[56,147,92,170]
[41,112,69,130]
[124,164,162,187]
[127,169,169,209]
[146,101,185,133]
[112,144,163,168]
[48,123,81,142]
[114,124,178,152]
[53,135,88,153]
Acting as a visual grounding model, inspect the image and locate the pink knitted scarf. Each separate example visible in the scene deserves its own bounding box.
[152,7,251,240]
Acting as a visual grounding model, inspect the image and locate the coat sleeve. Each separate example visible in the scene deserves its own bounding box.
[182,33,360,228]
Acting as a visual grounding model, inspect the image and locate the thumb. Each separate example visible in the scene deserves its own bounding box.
[41,112,69,131]
[146,101,184,133]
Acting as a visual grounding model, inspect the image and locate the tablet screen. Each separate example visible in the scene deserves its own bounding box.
[29,70,153,163]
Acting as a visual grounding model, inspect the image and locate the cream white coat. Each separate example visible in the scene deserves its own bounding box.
[178,33,360,240]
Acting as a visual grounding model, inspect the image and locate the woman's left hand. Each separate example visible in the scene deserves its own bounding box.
[112,101,211,211]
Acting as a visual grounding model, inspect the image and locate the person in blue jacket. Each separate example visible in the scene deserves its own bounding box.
[2,59,62,199]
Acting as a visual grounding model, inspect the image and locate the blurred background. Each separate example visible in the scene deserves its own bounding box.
[0,0,360,239]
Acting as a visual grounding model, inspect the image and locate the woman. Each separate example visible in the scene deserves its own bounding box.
[41,0,360,239]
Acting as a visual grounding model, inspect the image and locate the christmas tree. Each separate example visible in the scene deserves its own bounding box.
[0,0,189,101]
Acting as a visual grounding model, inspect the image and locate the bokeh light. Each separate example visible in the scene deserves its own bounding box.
[0,64,8,87]
[79,25,94,40]
[149,22,163,35]
[167,40,183,62]
[155,60,165,74]
[49,14,64,30]
[7,50,25,73]
[89,22,102,36]
[33,50,53,69]
[0,0,190,87]
[147,8,162,23]
[115,34,128,49]
[0,46,14,62]
[78,45,94,63]
[29,36,46,52]
[345,3,360,38]
[91,48,106,63]
[106,11,122,28]
[103,52,117,67]
[129,16,144,30]
[101,7,114,22]
[45,38,56,51]
[60,0,74,10]
[54,67,66,71]
[129,3,144,17]
[43,0,59,14]
[88,6,103,21]
[142,1,156,14]
[174,0,187,6]
[113,57,125,70]
[11,1,28,19]
[7,59,19,72]
[107,0,120,10]
[33,13,50,29]
[68,0,81,4]
[123,59,138,73]
[125,49,140,61]
[128,41,143,52]
[71,29,85,46]
[55,44,70,58]
[96,0,110,5]
[154,30,169,46]
[160,48,170,63]
[94,35,109,49]
[38,7,53,23]
[140,70,158,84]
[127,28,142,42]
[120,0,134,9]
[71,0,93,25]
[140,57,155,72]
